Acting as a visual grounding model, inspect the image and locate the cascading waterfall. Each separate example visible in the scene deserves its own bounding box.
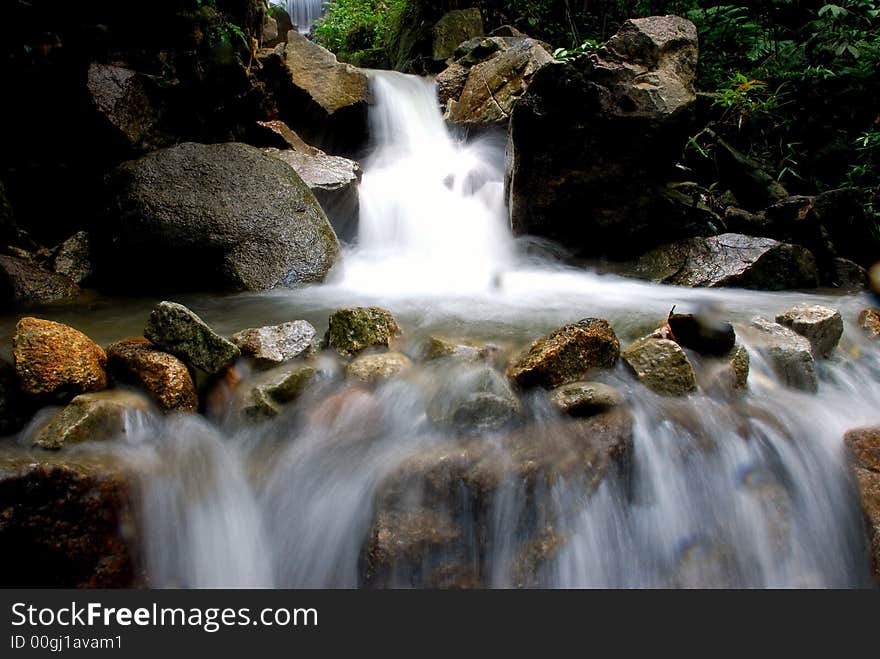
[272,0,326,34]
[96,70,880,588]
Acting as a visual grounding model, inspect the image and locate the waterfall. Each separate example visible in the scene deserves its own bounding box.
[97,71,880,588]
[272,0,326,34]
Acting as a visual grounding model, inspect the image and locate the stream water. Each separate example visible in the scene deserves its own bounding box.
[5,71,879,588]
[272,0,325,34]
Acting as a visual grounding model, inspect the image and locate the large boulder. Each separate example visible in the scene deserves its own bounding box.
[389,3,483,74]
[326,306,401,357]
[106,337,198,412]
[0,254,81,308]
[506,319,620,389]
[0,454,138,587]
[103,142,340,292]
[506,16,701,257]
[258,32,371,157]
[621,337,697,396]
[432,8,484,63]
[144,301,240,375]
[13,317,107,401]
[775,305,843,358]
[439,36,553,127]
[742,318,817,392]
[231,320,316,366]
[30,390,151,450]
[629,233,819,290]
[843,427,880,582]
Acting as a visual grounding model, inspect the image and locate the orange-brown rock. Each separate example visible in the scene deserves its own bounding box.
[106,337,197,412]
[858,308,880,340]
[844,426,880,582]
[12,317,107,400]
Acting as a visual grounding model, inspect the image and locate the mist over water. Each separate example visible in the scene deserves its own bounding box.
[103,70,880,588]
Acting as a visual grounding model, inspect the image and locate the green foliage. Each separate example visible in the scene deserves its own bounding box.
[315,0,407,57]
[552,39,602,61]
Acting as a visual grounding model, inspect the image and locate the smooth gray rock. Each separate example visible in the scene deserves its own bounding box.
[775,304,843,358]
[744,318,818,392]
[231,320,316,365]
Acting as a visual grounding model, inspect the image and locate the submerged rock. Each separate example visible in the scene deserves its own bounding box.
[775,305,843,358]
[13,317,107,400]
[549,381,623,417]
[622,337,697,396]
[843,426,880,582]
[326,306,401,357]
[258,32,371,156]
[507,318,620,389]
[30,390,150,450]
[631,234,819,290]
[0,254,80,308]
[144,301,240,376]
[0,453,138,587]
[104,142,340,292]
[347,352,413,384]
[106,337,197,412]
[237,363,318,420]
[427,365,521,432]
[744,318,817,392]
[231,320,316,365]
[421,336,501,364]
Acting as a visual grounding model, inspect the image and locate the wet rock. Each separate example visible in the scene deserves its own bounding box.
[237,363,318,419]
[441,37,553,127]
[144,301,240,375]
[103,142,340,292]
[13,317,107,400]
[507,318,620,389]
[857,308,880,340]
[326,306,401,357]
[50,231,93,285]
[744,318,817,393]
[428,365,521,432]
[86,63,169,153]
[347,352,412,385]
[0,254,81,308]
[843,426,880,581]
[0,453,138,587]
[432,8,484,63]
[231,320,316,365]
[263,145,361,241]
[667,310,736,356]
[30,390,150,450]
[106,337,198,412]
[775,304,843,358]
[622,337,697,396]
[727,343,751,390]
[507,16,700,257]
[549,381,623,417]
[258,32,371,156]
[421,336,500,364]
[826,258,867,290]
[630,234,819,290]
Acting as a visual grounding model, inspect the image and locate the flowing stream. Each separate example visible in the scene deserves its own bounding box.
[11,70,879,588]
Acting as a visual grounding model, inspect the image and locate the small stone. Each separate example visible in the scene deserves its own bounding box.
[421,336,499,363]
[144,301,240,375]
[238,363,318,420]
[549,381,624,417]
[346,352,412,384]
[507,319,620,389]
[51,231,93,285]
[744,318,817,392]
[13,317,107,400]
[326,306,401,357]
[31,390,150,450]
[776,304,843,358]
[231,320,316,365]
[428,365,521,432]
[106,337,197,412]
[621,337,697,396]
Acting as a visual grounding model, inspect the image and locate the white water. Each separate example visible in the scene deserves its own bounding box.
[272,0,325,34]
[95,70,880,588]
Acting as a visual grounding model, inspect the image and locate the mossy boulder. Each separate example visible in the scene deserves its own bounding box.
[144,301,240,376]
[506,319,620,389]
[326,306,401,357]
